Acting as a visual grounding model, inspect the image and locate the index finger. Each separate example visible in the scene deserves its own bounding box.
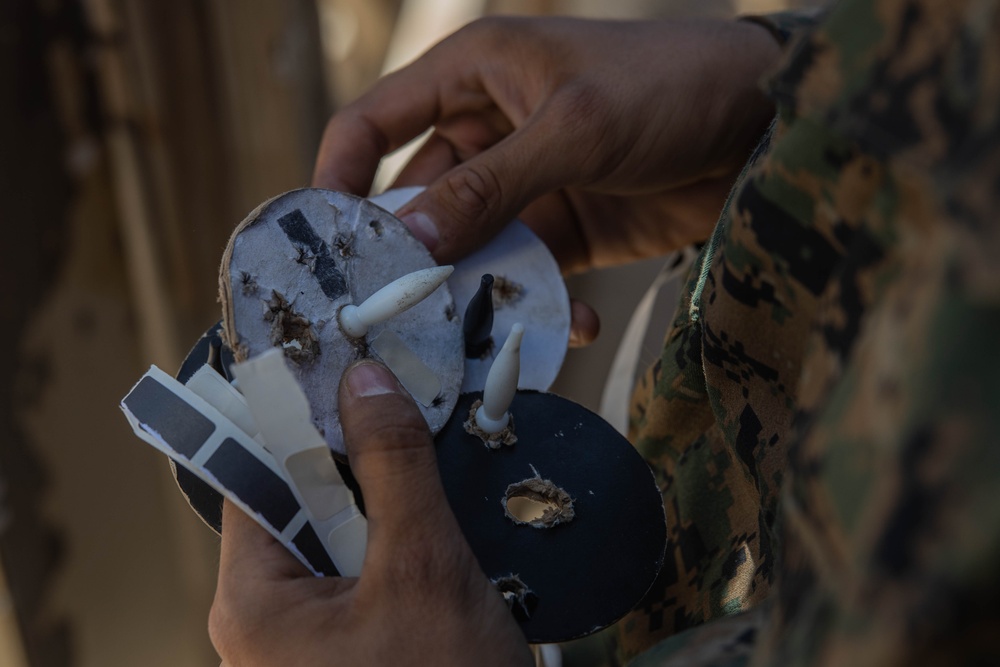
[312,61,445,194]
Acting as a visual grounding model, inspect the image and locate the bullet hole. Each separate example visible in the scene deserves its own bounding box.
[293,246,318,272]
[335,304,372,358]
[492,275,524,308]
[240,271,258,296]
[503,475,574,528]
[464,399,517,449]
[264,291,320,363]
[333,232,355,258]
[351,336,370,359]
[491,574,537,621]
[368,219,383,238]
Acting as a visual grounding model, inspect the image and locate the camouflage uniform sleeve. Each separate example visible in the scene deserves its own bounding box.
[617,5,850,664]
[628,606,766,667]
[616,34,853,667]
[749,0,1000,664]
[623,0,1000,665]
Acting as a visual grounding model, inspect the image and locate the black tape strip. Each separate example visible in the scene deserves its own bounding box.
[204,438,301,532]
[292,523,339,576]
[277,209,348,300]
[175,464,223,533]
[124,377,216,458]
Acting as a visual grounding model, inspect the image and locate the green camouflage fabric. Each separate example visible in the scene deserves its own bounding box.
[628,607,768,667]
[617,1,1000,665]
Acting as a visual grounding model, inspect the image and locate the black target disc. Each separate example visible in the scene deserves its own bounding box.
[435,391,667,643]
[171,324,667,643]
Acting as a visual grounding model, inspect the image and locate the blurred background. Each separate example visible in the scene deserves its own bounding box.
[1,0,818,664]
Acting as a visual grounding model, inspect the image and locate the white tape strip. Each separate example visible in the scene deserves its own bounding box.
[370,329,441,407]
[232,349,367,577]
[120,366,321,575]
[185,365,260,441]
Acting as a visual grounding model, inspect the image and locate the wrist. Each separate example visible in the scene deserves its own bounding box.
[703,18,782,175]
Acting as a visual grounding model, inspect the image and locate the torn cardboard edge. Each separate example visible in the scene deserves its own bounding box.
[491,573,538,621]
[463,399,517,449]
[502,473,576,528]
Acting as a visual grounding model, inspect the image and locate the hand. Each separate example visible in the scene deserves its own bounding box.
[209,361,533,667]
[313,16,780,276]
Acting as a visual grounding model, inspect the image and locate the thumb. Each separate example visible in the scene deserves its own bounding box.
[338,361,461,561]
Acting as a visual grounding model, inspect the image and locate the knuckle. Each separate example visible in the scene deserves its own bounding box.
[348,109,391,155]
[343,392,429,446]
[553,80,616,133]
[551,80,628,176]
[441,163,505,223]
[461,15,518,41]
[349,419,436,475]
[452,16,536,57]
[365,421,433,454]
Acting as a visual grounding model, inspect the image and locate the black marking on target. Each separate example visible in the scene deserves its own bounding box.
[171,325,353,576]
[124,376,216,458]
[292,523,339,576]
[204,438,301,532]
[463,274,495,358]
[277,209,348,299]
[174,324,226,533]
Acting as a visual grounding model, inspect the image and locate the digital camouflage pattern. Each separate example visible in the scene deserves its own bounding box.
[618,1,1000,665]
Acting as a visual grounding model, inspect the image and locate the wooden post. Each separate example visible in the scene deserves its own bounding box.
[86,0,331,369]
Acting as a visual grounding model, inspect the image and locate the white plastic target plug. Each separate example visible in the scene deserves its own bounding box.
[475,323,524,434]
[338,265,454,338]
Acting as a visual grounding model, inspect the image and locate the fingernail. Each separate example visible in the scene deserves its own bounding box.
[346,362,402,398]
[398,211,439,252]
